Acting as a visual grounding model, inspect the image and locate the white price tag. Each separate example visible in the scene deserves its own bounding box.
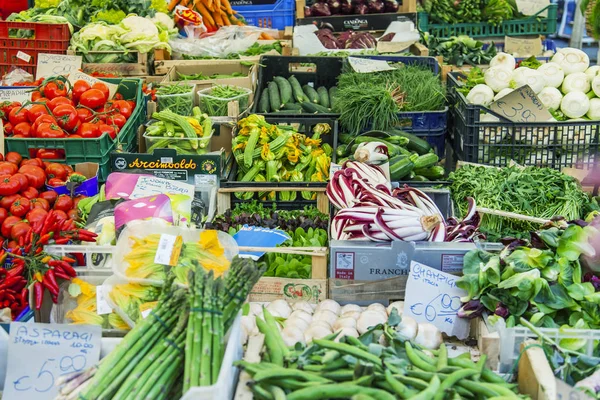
[95,285,113,315]
[154,234,178,266]
[16,51,31,63]
[348,57,395,73]
[36,53,82,80]
[130,176,195,200]
[68,71,119,99]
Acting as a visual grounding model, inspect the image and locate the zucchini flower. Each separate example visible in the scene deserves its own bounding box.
[126,261,166,280]
[314,153,331,179]
[109,286,142,323]
[108,313,131,330]
[66,309,105,326]
[261,143,281,183]
[285,140,301,164]
[186,117,204,136]
[312,123,331,141]
[114,283,161,302]
[238,114,266,131]
[322,143,333,157]
[69,278,96,299]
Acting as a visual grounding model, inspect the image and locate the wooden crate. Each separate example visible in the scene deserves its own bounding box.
[68,50,149,76]
[518,340,557,400]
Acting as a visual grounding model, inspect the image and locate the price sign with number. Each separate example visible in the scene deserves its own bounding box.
[3,322,101,400]
[489,85,552,123]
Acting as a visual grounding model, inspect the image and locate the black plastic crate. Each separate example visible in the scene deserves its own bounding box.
[252,55,345,118]
[223,116,338,207]
[447,72,600,169]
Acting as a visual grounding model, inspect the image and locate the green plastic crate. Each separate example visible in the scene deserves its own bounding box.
[5,78,145,181]
[418,4,557,38]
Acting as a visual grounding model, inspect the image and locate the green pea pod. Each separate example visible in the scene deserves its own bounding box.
[433,369,479,400]
[436,344,448,370]
[406,342,437,372]
[411,375,441,400]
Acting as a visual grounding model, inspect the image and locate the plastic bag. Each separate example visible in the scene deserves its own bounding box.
[174,5,207,39]
[169,25,279,58]
[2,67,33,86]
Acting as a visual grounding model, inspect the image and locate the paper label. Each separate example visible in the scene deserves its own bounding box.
[0,88,33,103]
[504,36,543,57]
[154,234,183,266]
[68,71,119,99]
[348,57,395,73]
[516,0,550,16]
[16,51,31,63]
[403,261,470,339]
[233,225,291,260]
[489,85,552,123]
[3,322,101,400]
[36,53,83,80]
[555,378,595,400]
[95,285,112,315]
[130,176,195,200]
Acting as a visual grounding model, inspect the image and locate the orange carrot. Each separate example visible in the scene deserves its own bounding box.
[221,0,234,15]
[220,10,231,25]
[195,0,216,25]
[213,11,224,26]
[260,32,276,40]
[168,0,180,11]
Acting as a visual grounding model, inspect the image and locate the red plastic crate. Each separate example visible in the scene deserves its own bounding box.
[0,0,28,20]
[0,21,70,76]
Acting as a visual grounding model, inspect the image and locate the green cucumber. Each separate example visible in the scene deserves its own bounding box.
[413,153,439,169]
[273,76,292,105]
[413,166,445,179]
[317,86,330,107]
[258,89,270,113]
[283,103,303,111]
[410,175,430,182]
[339,134,354,144]
[329,86,339,110]
[390,158,414,181]
[274,110,303,114]
[336,144,349,158]
[388,154,408,165]
[353,136,403,157]
[268,81,282,110]
[301,101,330,114]
[302,85,320,104]
[387,129,432,155]
[288,75,305,102]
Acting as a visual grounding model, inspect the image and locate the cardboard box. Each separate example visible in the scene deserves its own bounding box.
[67,50,149,76]
[161,63,254,90]
[46,162,100,197]
[249,277,327,303]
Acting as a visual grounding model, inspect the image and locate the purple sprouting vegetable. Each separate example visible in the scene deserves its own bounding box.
[337,30,355,48]
[495,303,509,318]
[458,300,484,319]
[367,0,385,13]
[340,0,353,13]
[379,32,395,41]
[328,0,341,14]
[304,6,312,16]
[315,28,339,49]
[311,2,332,16]
[353,3,368,14]
[583,272,600,291]
[383,0,399,12]
[345,32,377,48]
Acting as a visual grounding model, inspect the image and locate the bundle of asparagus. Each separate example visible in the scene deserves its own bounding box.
[54,256,266,400]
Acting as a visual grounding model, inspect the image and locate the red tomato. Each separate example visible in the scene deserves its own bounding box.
[26,208,48,227]
[0,161,18,175]
[106,113,126,129]
[10,221,31,241]
[36,123,66,139]
[0,194,20,210]
[54,194,73,212]
[18,165,46,189]
[53,104,79,132]
[53,209,68,224]
[11,173,28,189]
[79,89,106,109]
[97,123,117,140]
[5,152,22,165]
[10,197,30,217]
[67,209,80,221]
[47,96,73,111]
[8,107,29,126]
[92,82,109,101]
[110,100,133,119]
[20,186,38,200]
[37,149,64,159]
[67,134,82,139]
[45,163,68,180]
[31,91,42,102]
[0,154,3,162]
[20,158,43,168]
[72,195,86,209]
[63,165,74,175]
[3,122,13,136]
[47,177,66,186]
[30,197,50,211]
[39,191,57,206]
[72,80,91,104]
[76,107,94,123]
[12,122,32,138]
[27,104,49,124]
[0,175,22,196]
[32,115,57,136]
[1,216,21,238]
[77,123,100,138]
[43,81,68,100]
[0,208,7,226]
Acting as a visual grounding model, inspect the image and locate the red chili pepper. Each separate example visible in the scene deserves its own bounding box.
[5,293,15,302]
[0,269,7,279]
[62,256,76,264]
[10,302,20,311]
[6,264,24,277]
[40,211,55,236]
[18,236,24,248]
[34,281,43,310]
[24,244,32,254]
[48,259,59,268]
[0,275,25,290]
[58,261,77,278]
[38,233,53,245]
[41,278,58,298]
[10,278,27,292]
[35,247,43,255]
[26,230,33,245]
[55,238,70,245]
[45,270,59,293]
[0,291,5,302]
[54,271,71,280]
[73,253,85,266]
[20,287,28,306]
[14,248,21,256]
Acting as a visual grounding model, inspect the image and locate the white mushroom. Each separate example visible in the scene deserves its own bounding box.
[241,315,258,337]
[289,310,312,325]
[341,311,362,320]
[249,303,263,316]
[414,323,443,350]
[357,310,387,334]
[309,320,333,331]
[315,299,341,316]
[291,300,314,315]
[386,301,404,316]
[334,327,359,342]
[313,310,338,327]
[367,303,386,314]
[333,316,357,332]
[340,304,362,315]
[395,316,418,340]
[285,317,310,333]
[282,326,306,347]
[266,299,292,319]
[304,325,332,343]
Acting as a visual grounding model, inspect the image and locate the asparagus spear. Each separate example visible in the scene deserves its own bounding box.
[199,272,214,386]
[183,270,196,393]
[189,267,204,387]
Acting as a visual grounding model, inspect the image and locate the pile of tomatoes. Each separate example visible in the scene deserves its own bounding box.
[1,77,136,141]
[0,152,87,249]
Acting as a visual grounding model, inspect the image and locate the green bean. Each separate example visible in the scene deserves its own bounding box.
[286,384,396,400]
[385,370,417,399]
[433,369,479,400]
[351,395,376,400]
[437,344,448,370]
[322,358,348,371]
[156,83,194,116]
[477,382,520,398]
[277,379,322,391]
[406,342,437,372]
[252,383,275,400]
[345,336,369,351]
[302,365,323,372]
[270,386,287,400]
[198,84,250,116]
[256,317,283,366]
[411,375,440,400]
[394,375,429,390]
[322,350,340,364]
[406,370,448,381]
[312,339,382,366]
[254,368,332,384]
[352,375,374,386]
[322,369,354,381]
[457,380,500,397]
[263,309,290,359]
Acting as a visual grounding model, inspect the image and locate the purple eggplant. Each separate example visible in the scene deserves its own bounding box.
[383,0,399,12]
[353,3,368,14]
[310,2,332,16]
[328,0,341,14]
[340,0,353,13]
[367,0,385,13]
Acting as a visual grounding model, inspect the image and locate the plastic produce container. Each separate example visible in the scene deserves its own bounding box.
[231,0,294,30]
[156,84,195,116]
[143,131,213,155]
[197,86,252,117]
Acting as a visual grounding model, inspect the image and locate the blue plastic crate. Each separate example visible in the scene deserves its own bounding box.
[355,55,440,75]
[397,109,448,156]
[482,39,556,54]
[232,0,294,30]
